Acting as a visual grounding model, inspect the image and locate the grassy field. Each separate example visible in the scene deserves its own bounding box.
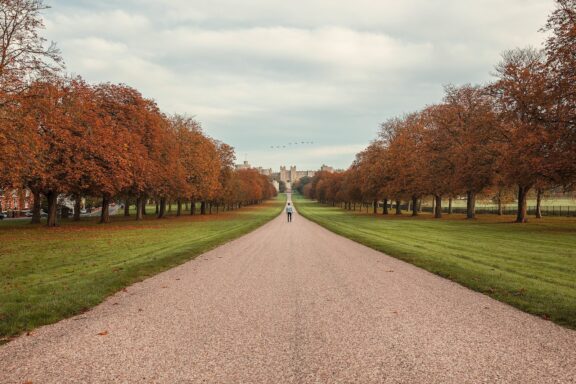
[0,195,285,342]
[293,195,576,329]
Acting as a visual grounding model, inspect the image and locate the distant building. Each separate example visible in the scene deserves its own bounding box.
[235,160,251,170]
[276,166,315,183]
[234,161,334,185]
[0,188,32,213]
[267,165,333,183]
[256,167,273,176]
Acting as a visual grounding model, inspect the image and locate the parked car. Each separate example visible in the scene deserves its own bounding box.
[23,210,48,218]
[0,212,8,220]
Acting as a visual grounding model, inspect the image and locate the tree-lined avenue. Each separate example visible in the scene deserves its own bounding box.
[1,195,574,383]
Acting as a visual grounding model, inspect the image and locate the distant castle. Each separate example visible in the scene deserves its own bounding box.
[235,162,334,184]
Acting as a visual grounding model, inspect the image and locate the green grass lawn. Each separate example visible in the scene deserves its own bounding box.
[294,195,576,329]
[0,195,285,341]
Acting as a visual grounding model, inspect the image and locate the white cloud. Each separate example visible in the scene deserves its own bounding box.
[44,0,555,169]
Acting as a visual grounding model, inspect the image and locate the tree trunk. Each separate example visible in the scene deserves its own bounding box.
[395,199,402,215]
[31,189,42,224]
[46,191,58,227]
[191,200,196,215]
[73,194,82,222]
[497,197,503,216]
[383,198,388,215]
[124,199,130,217]
[158,198,166,218]
[431,196,435,213]
[177,198,182,216]
[209,202,213,214]
[434,195,442,219]
[185,202,189,211]
[373,199,377,214]
[142,197,148,216]
[411,195,418,216]
[466,190,476,219]
[535,188,543,219]
[100,195,111,224]
[201,201,206,215]
[448,197,453,214]
[155,201,159,214]
[516,185,529,223]
[168,200,172,213]
[136,196,143,221]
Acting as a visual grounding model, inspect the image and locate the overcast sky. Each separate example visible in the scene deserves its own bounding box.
[43,0,554,171]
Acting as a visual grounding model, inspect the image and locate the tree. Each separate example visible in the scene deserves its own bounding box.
[543,0,576,190]
[214,141,235,211]
[439,85,500,219]
[356,142,387,214]
[492,48,550,223]
[385,113,428,216]
[0,0,63,93]
[419,104,460,218]
[294,176,311,195]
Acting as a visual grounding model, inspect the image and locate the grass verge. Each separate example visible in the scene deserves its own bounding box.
[0,195,285,341]
[293,195,576,329]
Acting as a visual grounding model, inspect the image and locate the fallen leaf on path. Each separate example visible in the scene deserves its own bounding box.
[97,331,108,336]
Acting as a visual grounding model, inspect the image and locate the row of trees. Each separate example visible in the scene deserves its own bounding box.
[301,0,575,223]
[0,0,276,226]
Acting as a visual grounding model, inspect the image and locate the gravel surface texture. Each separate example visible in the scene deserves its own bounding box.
[1,195,575,383]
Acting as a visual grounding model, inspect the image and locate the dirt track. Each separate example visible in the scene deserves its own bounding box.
[1,195,575,383]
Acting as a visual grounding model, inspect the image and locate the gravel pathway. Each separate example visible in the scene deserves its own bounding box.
[1,195,575,383]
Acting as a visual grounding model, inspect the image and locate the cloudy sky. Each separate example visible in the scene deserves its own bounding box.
[43,0,554,171]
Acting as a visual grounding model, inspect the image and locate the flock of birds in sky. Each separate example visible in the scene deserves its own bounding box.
[269,141,315,149]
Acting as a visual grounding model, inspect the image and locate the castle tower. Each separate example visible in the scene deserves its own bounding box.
[290,166,298,182]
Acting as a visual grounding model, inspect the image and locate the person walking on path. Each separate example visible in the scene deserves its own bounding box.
[286,202,293,222]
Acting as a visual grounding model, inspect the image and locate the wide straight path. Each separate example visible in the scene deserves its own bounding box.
[1,195,575,383]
